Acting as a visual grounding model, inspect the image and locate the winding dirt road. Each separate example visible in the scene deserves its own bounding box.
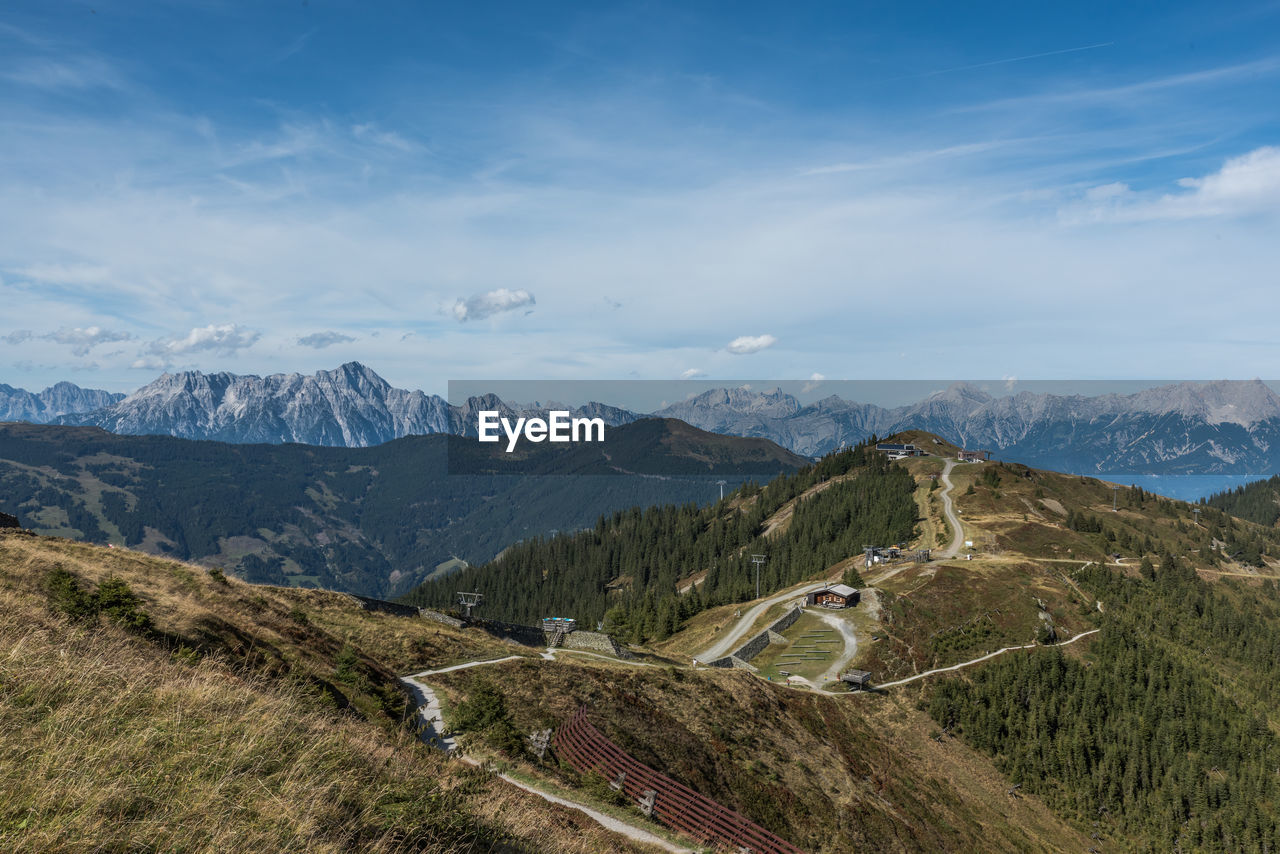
[696,584,810,662]
[938,458,966,559]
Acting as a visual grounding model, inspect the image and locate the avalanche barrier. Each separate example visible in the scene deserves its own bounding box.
[552,706,805,854]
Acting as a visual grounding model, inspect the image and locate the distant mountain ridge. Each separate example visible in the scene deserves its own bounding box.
[10,364,1280,472]
[0,381,123,423]
[41,363,640,448]
[654,379,1280,474]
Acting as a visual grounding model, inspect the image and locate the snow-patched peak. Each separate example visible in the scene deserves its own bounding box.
[51,363,641,447]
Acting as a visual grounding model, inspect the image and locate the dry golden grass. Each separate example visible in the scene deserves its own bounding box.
[0,533,667,853]
[432,654,1095,854]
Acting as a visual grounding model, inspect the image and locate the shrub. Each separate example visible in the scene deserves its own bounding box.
[452,681,526,757]
[46,566,98,621]
[334,643,363,685]
[44,568,152,634]
[95,576,154,634]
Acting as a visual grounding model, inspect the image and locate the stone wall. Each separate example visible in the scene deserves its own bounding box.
[419,609,466,629]
[561,630,633,659]
[707,606,804,669]
[346,593,421,618]
[476,618,548,648]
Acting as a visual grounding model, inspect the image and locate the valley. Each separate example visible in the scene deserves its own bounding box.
[0,420,803,597]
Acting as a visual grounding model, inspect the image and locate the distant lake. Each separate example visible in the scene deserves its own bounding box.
[1089,473,1274,502]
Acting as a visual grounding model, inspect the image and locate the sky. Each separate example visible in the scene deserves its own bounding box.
[2,1,1279,394]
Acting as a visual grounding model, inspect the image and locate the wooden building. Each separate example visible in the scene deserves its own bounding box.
[841,670,872,690]
[805,583,859,609]
[957,449,990,462]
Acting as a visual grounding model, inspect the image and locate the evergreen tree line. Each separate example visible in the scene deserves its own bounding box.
[1206,476,1280,528]
[404,439,919,643]
[928,554,1280,853]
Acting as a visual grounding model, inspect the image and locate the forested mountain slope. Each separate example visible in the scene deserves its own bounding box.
[405,439,918,640]
[1206,474,1280,527]
[0,420,803,597]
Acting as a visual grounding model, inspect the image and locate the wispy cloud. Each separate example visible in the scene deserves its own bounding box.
[886,41,1115,83]
[352,123,418,153]
[298,330,356,349]
[2,330,34,345]
[957,57,1280,114]
[451,288,536,322]
[2,56,127,92]
[726,334,776,355]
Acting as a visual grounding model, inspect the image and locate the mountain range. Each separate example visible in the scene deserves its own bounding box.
[654,379,1280,473]
[8,364,1280,473]
[0,381,124,423]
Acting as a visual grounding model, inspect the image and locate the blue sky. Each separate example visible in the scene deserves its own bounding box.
[2,1,1279,393]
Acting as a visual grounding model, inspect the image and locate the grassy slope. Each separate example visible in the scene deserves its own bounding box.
[430,655,1093,854]
[0,531,662,854]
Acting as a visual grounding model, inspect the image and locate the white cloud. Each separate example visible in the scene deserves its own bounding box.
[145,324,261,361]
[451,288,536,322]
[726,334,776,355]
[1072,147,1280,222]
[802,372,825,393]
[1003,375,1018,391]
[129,355,168,371]
[298,331,356,349]
[2,330,33,345]
[680,367,705,379]
[44,326,133,356]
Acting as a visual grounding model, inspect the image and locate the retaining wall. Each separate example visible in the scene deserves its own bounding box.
[561,630,633,659]
[419,609,467,629]
[476,618,549,648]
[708,606,803,668]
[346,593,421,618]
